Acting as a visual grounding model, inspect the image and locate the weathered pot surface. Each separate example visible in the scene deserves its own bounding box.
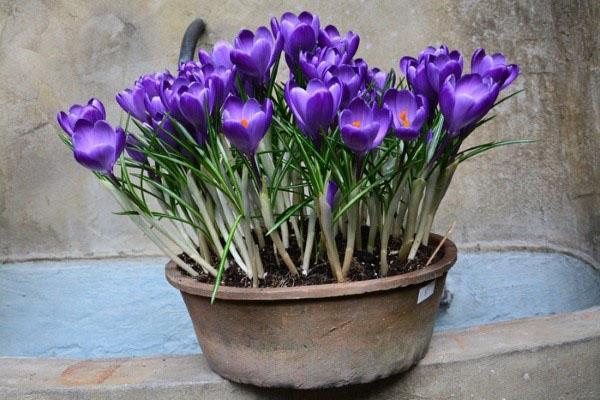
[165,233,457,388]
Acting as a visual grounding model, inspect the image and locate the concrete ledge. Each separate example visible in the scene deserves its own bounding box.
[1,307,599,399]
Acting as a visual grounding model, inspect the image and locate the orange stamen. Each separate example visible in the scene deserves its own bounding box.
[351,120,361,127]
[240,118,249,128]
[399,111,410,127]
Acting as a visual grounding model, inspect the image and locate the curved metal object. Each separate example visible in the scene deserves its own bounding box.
[178,18,206,64]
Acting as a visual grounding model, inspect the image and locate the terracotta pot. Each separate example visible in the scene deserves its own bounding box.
[165,233,457,388]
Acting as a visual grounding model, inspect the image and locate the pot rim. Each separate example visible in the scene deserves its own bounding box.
[165,233,457,301]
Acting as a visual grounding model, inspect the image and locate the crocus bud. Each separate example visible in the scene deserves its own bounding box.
[439,74,500,135]
[325,180,339,209]
[71,120,125,174]
[222,96,273,157]
[326,65,364,108]
[285,78,341,143]
[198,41,234,69]
[178,82,215,145]
[274,11,320,68]
[57,98,106,137]
[230,27,283,84]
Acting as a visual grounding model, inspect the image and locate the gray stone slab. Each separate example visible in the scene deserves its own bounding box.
[1,251,599,358]
[1,307,598,399]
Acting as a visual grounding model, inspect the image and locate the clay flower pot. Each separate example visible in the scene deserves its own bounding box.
[165,233,457,388]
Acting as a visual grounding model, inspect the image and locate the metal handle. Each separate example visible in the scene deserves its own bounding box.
[178,18,206,64]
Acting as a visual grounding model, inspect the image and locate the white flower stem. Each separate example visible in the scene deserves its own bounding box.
[301,209,317,273]
[398,178,426,262]
[408,167,440,260]
[317,195,344,282]
[259,184,299,276]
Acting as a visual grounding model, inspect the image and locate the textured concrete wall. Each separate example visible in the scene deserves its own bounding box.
[0,0,598,263]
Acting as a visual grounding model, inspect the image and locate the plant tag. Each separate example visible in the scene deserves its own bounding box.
[417,281,435,304]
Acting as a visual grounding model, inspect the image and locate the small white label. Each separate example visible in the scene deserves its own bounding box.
[417,281,435,304]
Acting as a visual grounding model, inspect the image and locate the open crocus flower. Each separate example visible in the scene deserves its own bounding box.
[222,96,273,157]
[71,120,125,174]
[198,41,234,69]
[383,89,429,140]
[178,82,215,145]
[273,11,320,68]
[471,48,519,90]
[318,25,359,64]
[230,27,282,84]
[439,74,500,135]
[285,78,342,142]
[57,98,106,137]
[339,97,391,155]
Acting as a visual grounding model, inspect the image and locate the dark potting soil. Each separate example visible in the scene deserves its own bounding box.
[180,227,441,288]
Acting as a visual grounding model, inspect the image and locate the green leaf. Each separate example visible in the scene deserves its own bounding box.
[211,214,242,304]
[457,139,535,163]
[493,89,524,108]
[265,197,312,236]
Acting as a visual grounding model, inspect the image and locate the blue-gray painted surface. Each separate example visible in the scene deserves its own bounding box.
[1,252,599,359]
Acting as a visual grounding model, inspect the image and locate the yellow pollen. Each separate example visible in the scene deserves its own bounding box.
[399,111,410,127]
[240,118,249,128]
[351,120,361,127]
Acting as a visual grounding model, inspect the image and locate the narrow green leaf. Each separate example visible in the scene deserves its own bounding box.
[265,197,312,236]
[211,214,242,304]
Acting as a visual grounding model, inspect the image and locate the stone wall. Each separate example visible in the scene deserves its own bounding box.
[0,0,597,264]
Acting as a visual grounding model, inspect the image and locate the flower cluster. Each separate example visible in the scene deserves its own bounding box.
[57,11,524,287]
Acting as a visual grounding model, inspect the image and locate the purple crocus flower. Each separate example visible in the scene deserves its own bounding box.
[116,85,147,122]
[230,27,283,84]
[159,77,192,120]
[471,48,519,90]
[198,41,234,69]
[178,82,215,145]
[383,89,428,140]
[57,98,106,137]
[325,65,364,108]
[272,11,320,68]
[399,57,437,108]
[178,61,235,110]
[71,120,125,174]
[339,97,391,155]
[425,49,463,92]
[285,78,342,142]
[299,47,341,80]
[439,74,500,135]
[318,25,359,64]
[325,180,339,209]
[116,72,173,124]
[400,45,463,109]
[368,68,394,91]
[222,96,273,157]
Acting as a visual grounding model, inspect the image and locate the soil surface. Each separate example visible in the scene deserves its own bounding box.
[181,227,441,288]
